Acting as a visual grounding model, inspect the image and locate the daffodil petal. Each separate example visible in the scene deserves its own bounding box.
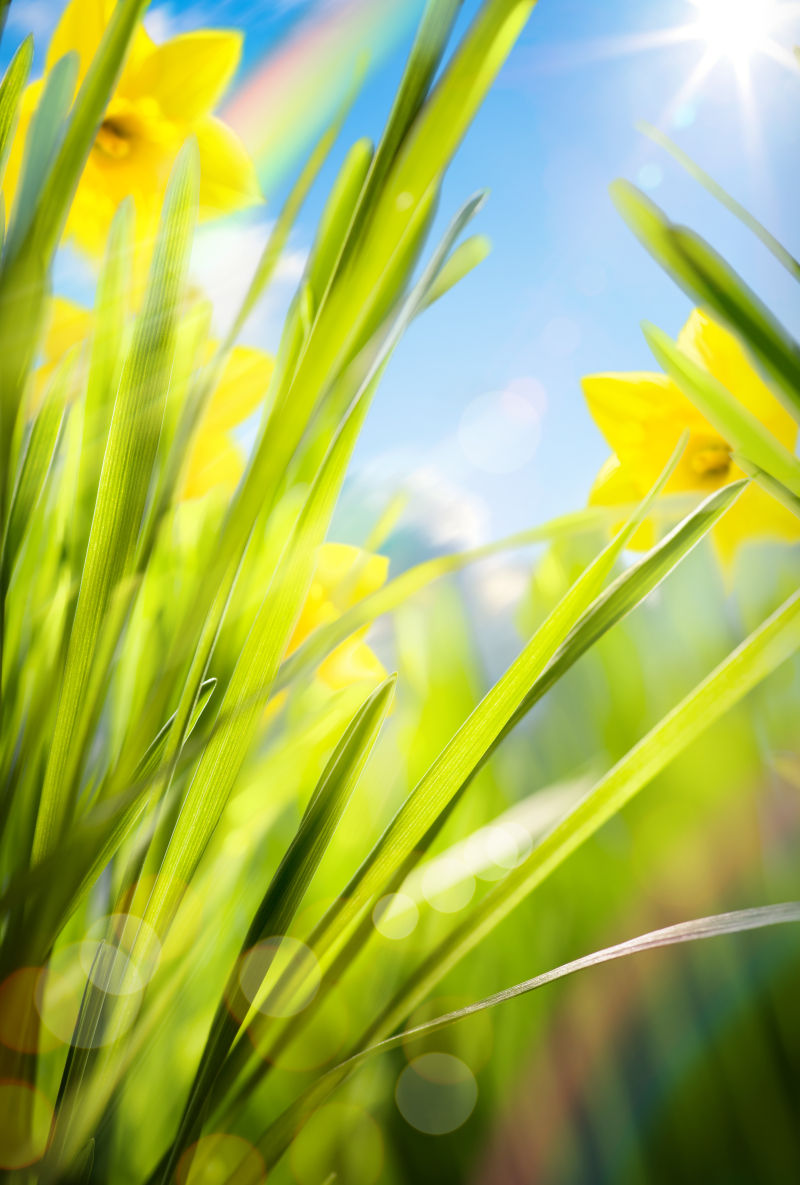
[318,634,387,691]
[589,454,654,550]
[127,31,243,123]
[314,543,390,609]
[182,432,245,500]
[582,371,704,462]
[46,0,112,79]
[195,116,262,217]
[204,346,274,434]
[677,308,798,450]
[712,480,800,571]
[287,594,339,656]
[43,297,93,364]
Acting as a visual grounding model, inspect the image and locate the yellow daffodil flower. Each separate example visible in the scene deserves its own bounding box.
[287,544,389,691]
[4,0,261,260]
[582,309,800,567]
[33,296,93,407]
[181,345,274,500]
[34,295,273,498]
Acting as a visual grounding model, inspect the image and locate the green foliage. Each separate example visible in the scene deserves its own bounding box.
[0,2,798,1183]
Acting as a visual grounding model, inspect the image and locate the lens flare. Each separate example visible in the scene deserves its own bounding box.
[689,0,783,64]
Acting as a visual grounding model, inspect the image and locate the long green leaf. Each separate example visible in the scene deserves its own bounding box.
[360,583,800,1056]
[638,122,800,283]
[611,180,800,421]
[0,36,33,188]
[154,675,396,1185]
[644,323,800,497]
[134,192,489,944]
[224,478,744,1113]
[5,51,78,257]
[254,584,800,1168]
[262,436,690,977]
[32,144,199,864]
[256,903,800,1168]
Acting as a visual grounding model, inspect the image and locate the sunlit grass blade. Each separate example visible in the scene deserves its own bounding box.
[644,323,800,497]
[5,51,78,257]
[154,676,396,1185]
[306,136,373,306]
[332,0,462,270]
[361,583,800,1052]
[257,901,800,1163]
[133,191,488,895]
[72,199,133,565]
[611,180,800,421]
[138,348,379,942]
[223,480,743,1114]
[277,495,699,696]
[254,586,800,1168]
[732,454,800,518]
[420,234,492,310]
[0,36,33,187]
[274,438,689,955]
[32,144,199,865]
[217,442,705,1100]
[283,895,800,1147]
[2,364,68,577]
[0,676,218,957]
[638,122,800,283]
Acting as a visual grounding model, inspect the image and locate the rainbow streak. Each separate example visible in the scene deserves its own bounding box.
[223,0,425,195]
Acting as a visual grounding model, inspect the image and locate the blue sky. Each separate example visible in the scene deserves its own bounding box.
[6,0,800,547]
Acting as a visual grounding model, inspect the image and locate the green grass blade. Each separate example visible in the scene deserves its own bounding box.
[638,122,800,283]
[363,583,800,1049]
[254,584,800,1168]
[72,199,133,566]
[268,438,689,967]
[222,479,743,1115]
[644,323,800,497]
[5,51,78,257]
[257,901,800,1168]
[276,495,698,697]
[154,676,396,1185]
[611,180,800,421]
[2,367,68,576]
[135,191,488,874]
[306,136,373,307]
[32,144,199,864]
[215,443,704,1107]
[420,233,492,310]
[360,904,800,1058]
[0,36,33,187]
[139,341,382,942]
[332,0,463,271]
[732,454,800,519]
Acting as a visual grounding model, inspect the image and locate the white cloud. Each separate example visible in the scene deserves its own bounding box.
[190,216,307,348]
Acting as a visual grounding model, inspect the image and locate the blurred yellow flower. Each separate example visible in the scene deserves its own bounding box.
[4,0,261,258]
[35,296,273,499]
[288,544,389,691]
[33,296,93,407]
[582,309,800,567]
[181,345,274,500]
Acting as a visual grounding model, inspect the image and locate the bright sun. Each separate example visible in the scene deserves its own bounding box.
[689,0,784,65]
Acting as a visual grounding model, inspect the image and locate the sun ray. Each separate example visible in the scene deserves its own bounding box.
[658,48,719,129]
[761,40,800,73]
